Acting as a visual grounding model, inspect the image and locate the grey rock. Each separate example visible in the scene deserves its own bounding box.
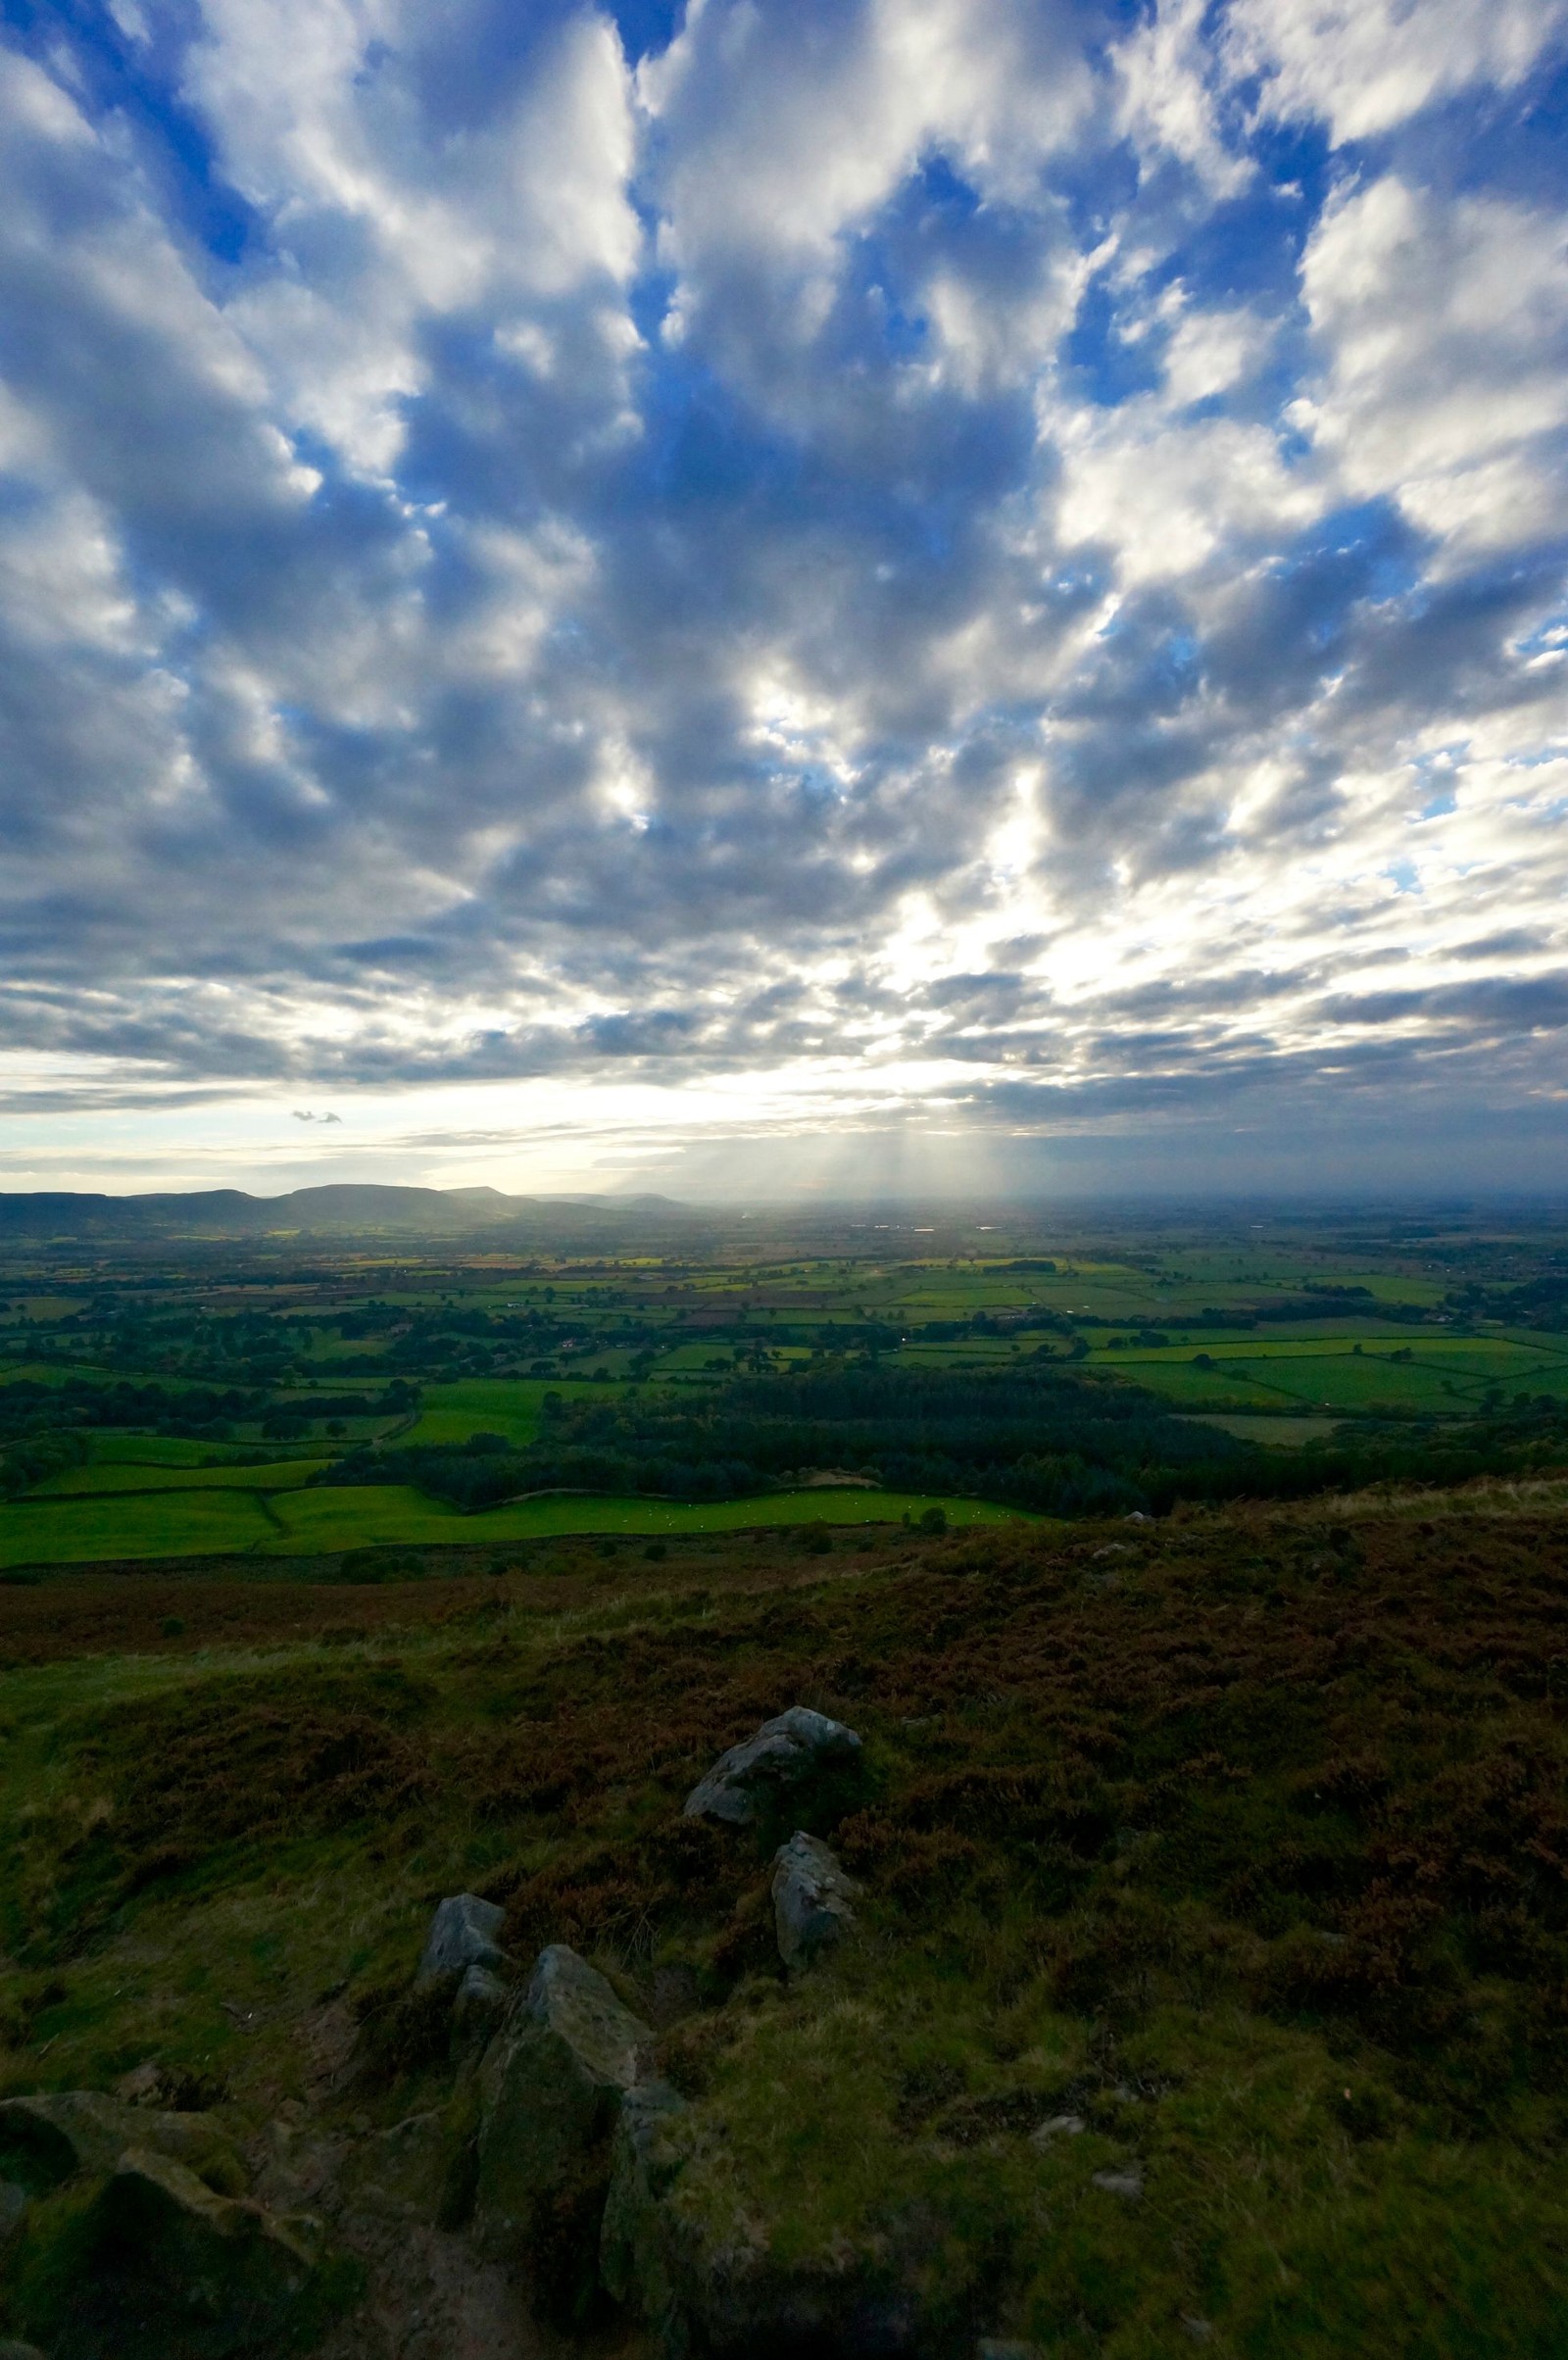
[96,2145,318,2325]
[471,1944,652,2261]
[600,2079,687,2319]
[1029,2113,1085,2146]
[454,1963,510,2039]
[603,2093,933,2354]
[977,2342,1043,2359]
[1092,2165,1144,2201]
[116,2059,166,2107]
[771,1832,858,1969]
[0,2342,47,2360]
[683,1706,862,1827]
[417,1893,508,1986]
[0,2091,245,2196]
[1181,2319,1215,2344]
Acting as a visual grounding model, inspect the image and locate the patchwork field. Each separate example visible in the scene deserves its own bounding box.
[1092,1334,1568,1415]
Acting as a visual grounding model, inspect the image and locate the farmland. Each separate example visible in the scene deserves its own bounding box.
[0,1197,1564,2354]
[0,1201,1565,1555]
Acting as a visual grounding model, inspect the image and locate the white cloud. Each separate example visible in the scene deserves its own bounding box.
[0,0,1563,1185]
[1227,0,1568,145]
[1113,0,1249,192]
[1055,409,1321,583]
[1298,176,1568,556]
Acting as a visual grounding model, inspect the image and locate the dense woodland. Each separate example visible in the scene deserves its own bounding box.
[332,1360,1568,1519]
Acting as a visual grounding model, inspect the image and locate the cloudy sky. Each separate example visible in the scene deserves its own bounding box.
[0,0,1565,1198]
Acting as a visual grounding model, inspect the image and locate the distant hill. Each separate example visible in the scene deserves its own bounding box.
[0,1184,684,1242]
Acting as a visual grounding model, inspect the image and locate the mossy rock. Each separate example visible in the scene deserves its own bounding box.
[682,1709,868,1847]
[3,2145,353,2359]
[0,2094,244,2199]
[472,1945,653,2326]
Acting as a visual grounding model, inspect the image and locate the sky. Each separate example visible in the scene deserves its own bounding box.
[0,0,1565,1201]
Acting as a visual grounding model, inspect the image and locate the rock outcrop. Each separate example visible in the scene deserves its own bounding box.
[417,1892,508,1985]
[470,1944,652,2266]
[771,1832,858,1969]
[96,2144,320,2323]
[0,2090,245,2197]
[598,2078,687,2335]
[454,1962,510,2039]
[682,1707,863,1830]
[0,2090,342,2358]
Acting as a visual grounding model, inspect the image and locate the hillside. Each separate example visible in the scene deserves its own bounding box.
[0,1186,689,1243]
[0,1483,1564,2356]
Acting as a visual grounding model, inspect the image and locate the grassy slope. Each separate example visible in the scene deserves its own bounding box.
[401,1375,626,1448]
[29,1458,324,1497]
[0,1489,275,1563]
[1,1487,1567,2352]
[85,1434,336,1467]
[0,1484,1018,1566]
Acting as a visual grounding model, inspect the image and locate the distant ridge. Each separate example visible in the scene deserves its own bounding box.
[0,1184,683,1241]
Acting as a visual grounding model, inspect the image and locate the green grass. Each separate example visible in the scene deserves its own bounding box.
[1095,1337,1552,1363]
[29,1458,323,1499]
[1095,1359,1290,1409]
[84,1433,329,1468]
[0,1492,1549,2353]
[402,1376,627,1448]
[1096,1337,1568,1416]
[1180,1413,1347,1447]
[0,1490,273,1565]
[264,1484,1021,1554]
[0,1481,1019,1566]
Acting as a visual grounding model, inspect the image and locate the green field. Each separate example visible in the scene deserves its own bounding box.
[0,1489,272,1564]
[1180,1412,1347,1446]
[0,1483,1019,1567]
[30,1457,323,1498]
[83,1433,333,1468]
[1095,1335,1568,1415]
[401,1376,621,1448]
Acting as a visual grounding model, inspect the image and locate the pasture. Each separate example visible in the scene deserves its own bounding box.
[1093,1333,1568,1415]
[0,1480,1018,1567]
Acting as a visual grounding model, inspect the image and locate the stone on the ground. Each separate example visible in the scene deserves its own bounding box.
[1092,2164,1144,2201]
[1029,2113,1085,2146]
[0,2341,46,2360]
[417,1893,508,1986]
[682,1707,862,1827]
[599,2107,933,2354]
[0,2090,245,2196]
[116,2060,165,2107]
[977,2341,1043,2359]
[470,1944,652,2260]
[771,1832,858,1969]
[656,2215,921,2355]
[599,2078,686,2320]
[351,2107,451,2222]
[454,1962,510,2040]
[94,2145,318,2328]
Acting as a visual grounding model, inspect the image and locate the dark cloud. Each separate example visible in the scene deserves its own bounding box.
[0,1,1562,1178]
